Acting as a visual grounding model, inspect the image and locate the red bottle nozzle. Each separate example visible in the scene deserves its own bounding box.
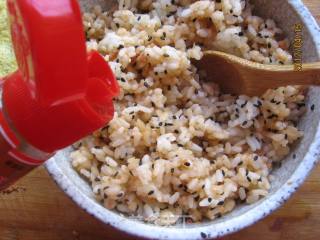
[2,0,119,153]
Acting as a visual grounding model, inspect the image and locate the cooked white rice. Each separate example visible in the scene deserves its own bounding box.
[71,0,306,225]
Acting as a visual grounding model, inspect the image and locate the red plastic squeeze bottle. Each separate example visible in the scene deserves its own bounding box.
[0,0,119,190]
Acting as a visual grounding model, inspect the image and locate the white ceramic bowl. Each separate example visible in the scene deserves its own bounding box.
[46,1,320,239]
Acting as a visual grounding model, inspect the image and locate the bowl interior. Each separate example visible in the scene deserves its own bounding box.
[47,0,320,238]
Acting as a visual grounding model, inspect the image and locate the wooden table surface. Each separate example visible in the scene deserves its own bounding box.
[1,1,320,240]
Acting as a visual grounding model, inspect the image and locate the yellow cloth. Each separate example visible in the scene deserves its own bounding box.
[0,0,17,77]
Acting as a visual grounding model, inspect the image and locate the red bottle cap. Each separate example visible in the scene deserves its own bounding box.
[2,0,119,153]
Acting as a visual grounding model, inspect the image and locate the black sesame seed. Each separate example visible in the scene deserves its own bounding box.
[202,184,205,189]
[117,193,123,198]
[247,176,252,182]
[174,130,179,134]
[242,121,248,126]
[195,195,200,201]
[184,162,191,167]
[171,168,174,173]
[217,201,224,206]
[178,144,183,147]
[268,43,272,48]
[163,53,170,57]
[144,82,149,87]
[159,122,163,126]
[254,155,259,161]
[178,184,183,188]
[118,44,124,50]
[192,18,197,22]
[148,36,152,41]
[311,104,315,111]
[221,170,225,176]
[152,163,154,169]
[215,213,222,218]
[246,169,249,176]
[120,77,126,82]
[200,232,207,239]
[208,197,212,202]
[238,161,243,166]
[115,23,120,28]
[148,190,154,195]
[293,154,296,159]
[129,170,134,176]
[240,101,248,108]
[137,16,141,21]
[173,115,177,119]
[279,61,284,65]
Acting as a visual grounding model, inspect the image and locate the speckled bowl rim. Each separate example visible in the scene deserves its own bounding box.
[45,1,320,239]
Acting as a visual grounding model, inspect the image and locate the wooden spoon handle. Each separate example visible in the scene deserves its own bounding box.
[251,62,320,87]
[242,62,320,96]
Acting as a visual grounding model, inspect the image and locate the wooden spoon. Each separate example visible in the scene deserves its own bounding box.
[194,50,320,96]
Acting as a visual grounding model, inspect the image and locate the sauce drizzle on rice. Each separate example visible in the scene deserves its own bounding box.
[71,0,305,225]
